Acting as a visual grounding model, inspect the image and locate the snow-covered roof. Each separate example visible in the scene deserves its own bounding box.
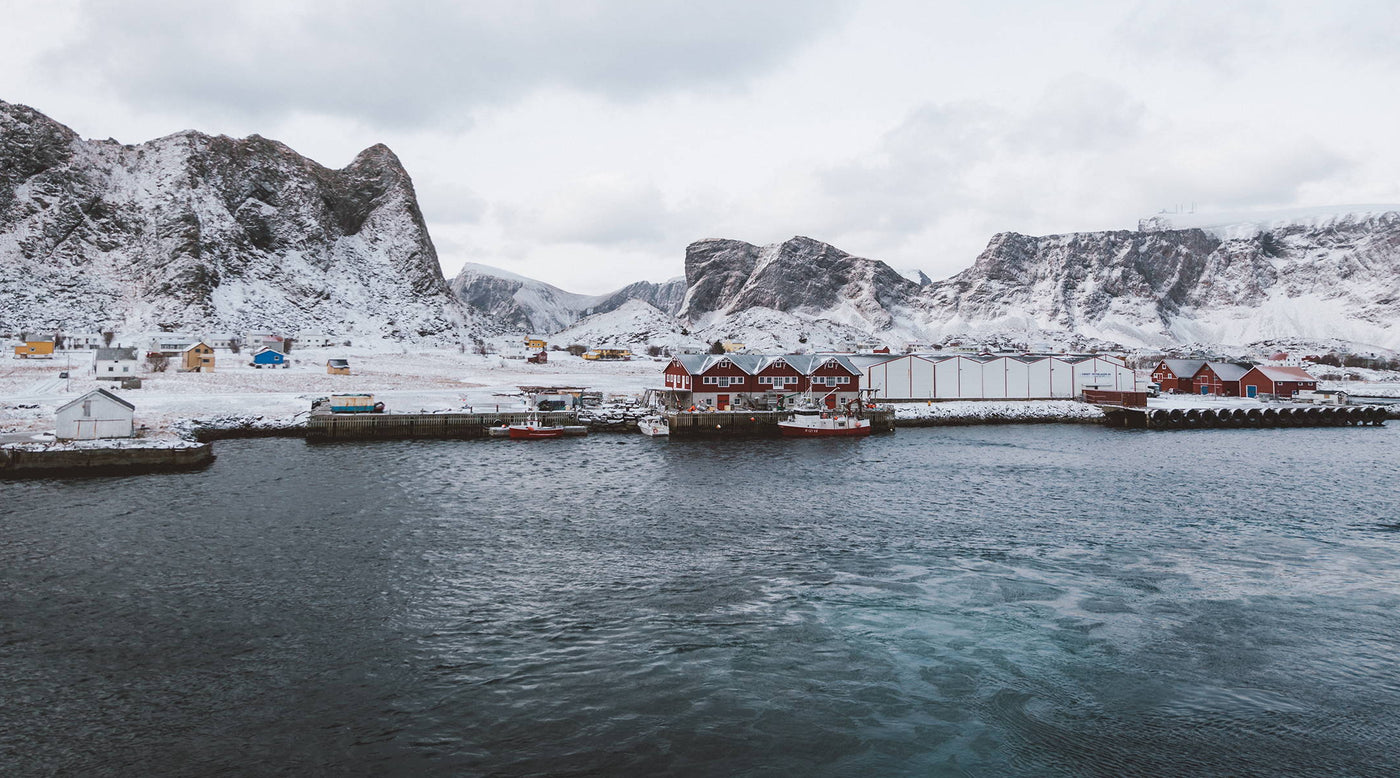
[1203,362,1251,382]
[182,341,211,352]
[253,346,284,356]
[95,347,137,361]
[1161,359,1206,377]
[1249,366,1317,382]
[327,358,350,368]
[56,388,135,414]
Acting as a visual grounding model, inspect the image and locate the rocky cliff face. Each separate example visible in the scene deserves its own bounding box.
[679,236,924,330]
[0,100,467,340]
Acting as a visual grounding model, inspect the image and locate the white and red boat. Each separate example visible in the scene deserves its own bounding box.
[777,394,872,438]
[508,415,566,439]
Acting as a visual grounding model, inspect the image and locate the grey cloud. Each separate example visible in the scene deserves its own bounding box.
[496,176,689,249]
[50,0,848,127]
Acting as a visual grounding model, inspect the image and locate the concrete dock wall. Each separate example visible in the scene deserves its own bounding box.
[0,443,215,478]
[305,411,575,441]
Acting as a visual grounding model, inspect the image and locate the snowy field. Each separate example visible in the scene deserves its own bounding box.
[0,348,665,435]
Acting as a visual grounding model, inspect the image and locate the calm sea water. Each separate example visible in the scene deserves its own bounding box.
[3,425,1400,776]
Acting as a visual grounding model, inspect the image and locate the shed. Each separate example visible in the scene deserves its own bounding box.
[326,358,351,375]
[56,388,135,440]
[527,351,548,364]
[252,347,287,366]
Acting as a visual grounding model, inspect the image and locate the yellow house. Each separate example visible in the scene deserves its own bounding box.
[326,358,351,375]
[582,348,632,361]
[181,342,216,372]
[721,341,746,353]
[524,337,547,351]
[14,340,55,359]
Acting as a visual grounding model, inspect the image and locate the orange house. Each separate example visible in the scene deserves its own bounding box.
[14,340,56,359]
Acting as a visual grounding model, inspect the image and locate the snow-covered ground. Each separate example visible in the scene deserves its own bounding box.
[892,400,1105,423]
[0,348,666,435]
[1318,380,1400,398]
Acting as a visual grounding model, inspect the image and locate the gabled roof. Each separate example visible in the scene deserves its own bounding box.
[95,347,137,361]
[1161,359,1206,377]
[56,388,135,414]
[182,341,212,352]
[253,346,284,356]
[1202,362,1251,382]
[326,358,350,367]
[1249,365,1317,382]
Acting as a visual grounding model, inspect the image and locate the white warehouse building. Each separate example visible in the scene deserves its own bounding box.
[857,354,1139,401]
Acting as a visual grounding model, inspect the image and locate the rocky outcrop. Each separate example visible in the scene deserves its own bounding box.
[0,100,468,341]
[679,236,923,329]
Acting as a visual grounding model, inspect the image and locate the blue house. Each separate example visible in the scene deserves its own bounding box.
[251,347,287,367]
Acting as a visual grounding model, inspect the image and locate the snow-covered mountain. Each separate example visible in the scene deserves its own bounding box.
[551,299,699,352]
[448,262,685,335]
[0,100,469,341]
[676,236,931,349]
[469,221,1400,353]
[447,262,685,335]
[926,211,1400,350]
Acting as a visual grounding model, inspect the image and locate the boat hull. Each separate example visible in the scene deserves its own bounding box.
[777,421,872,437]
[637,418,669,436]
[508,426,565,439]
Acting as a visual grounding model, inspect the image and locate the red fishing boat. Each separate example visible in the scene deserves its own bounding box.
[508,415,566,439]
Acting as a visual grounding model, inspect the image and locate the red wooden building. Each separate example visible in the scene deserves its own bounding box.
[1150,359,1204,393]
[1238,366,1318,399]
[662,354,862,410]
[1189,362,1251,396]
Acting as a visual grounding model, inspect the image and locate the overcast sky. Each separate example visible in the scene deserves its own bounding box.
[4,1,1398,292]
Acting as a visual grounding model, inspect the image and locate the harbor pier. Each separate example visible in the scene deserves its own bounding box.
[1102,404,1389,430]
[666,409,896,438]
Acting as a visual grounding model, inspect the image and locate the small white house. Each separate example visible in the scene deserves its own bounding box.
[94,347,140,380]
[63,332,105,350]
[56,388,135,440]
[295,332,336,348]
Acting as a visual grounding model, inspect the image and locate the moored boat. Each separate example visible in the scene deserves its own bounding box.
[637,415,669,436]
[777,393,872,437]
[508,415,566,439]
[777,408,872,437]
